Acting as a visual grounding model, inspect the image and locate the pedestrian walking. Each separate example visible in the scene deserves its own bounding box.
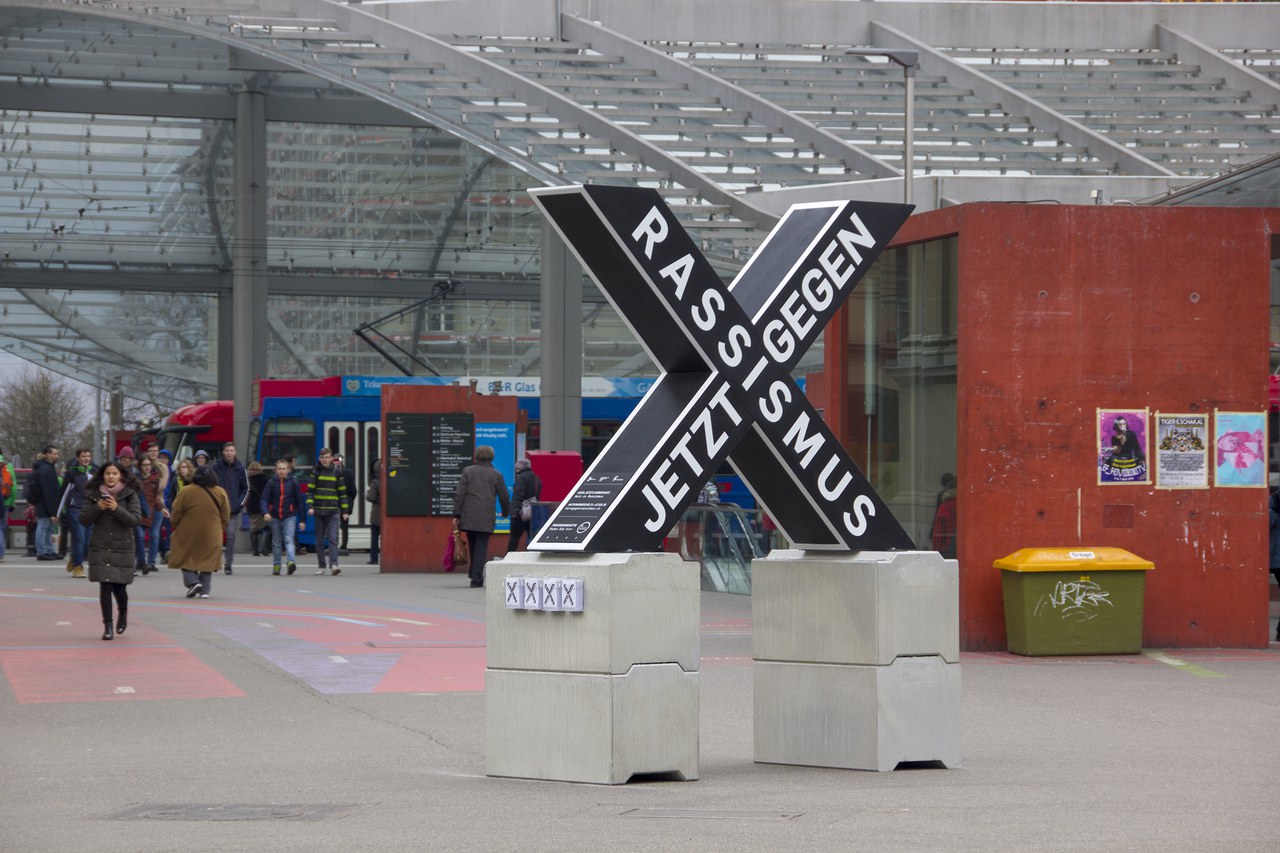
[0,449,15,563]
[453,445,510,589]
[261,459,303,576]
[506,457,541,553]
[30,446,62,561]
[212,442,248,575]
[168,465,230,599]
[78,462,142,641]
[116,446,148,572]
[246,460,270,557]
[366,458,382,565]
[306,448,349,575]
[335,454,358,553]
[61,449,96,577]
[136,456,168,574]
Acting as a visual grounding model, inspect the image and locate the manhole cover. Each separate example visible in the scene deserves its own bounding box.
[108,804,358,822]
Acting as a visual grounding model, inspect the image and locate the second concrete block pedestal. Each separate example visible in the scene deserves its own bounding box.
[485,551,699,785]
[753,550,961,772]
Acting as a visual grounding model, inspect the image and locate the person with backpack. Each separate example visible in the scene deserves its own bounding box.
[506,457,541,553]
[29,446,63,561]
[0,449,15,563]
[306,447,349,576]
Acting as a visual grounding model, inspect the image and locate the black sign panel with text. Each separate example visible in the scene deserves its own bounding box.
[429,413,475,516]
[385,412,431,517]
[384,412,474,517]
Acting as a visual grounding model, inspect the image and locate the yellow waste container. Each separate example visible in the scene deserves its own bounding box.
[994,548,1154,656]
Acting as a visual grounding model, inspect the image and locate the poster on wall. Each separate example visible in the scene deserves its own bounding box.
[1097,408,1150,485]
[1213,410,1267,488]
[1154,412,1209,489]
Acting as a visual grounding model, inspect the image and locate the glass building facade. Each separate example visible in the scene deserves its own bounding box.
[846,238,959,549]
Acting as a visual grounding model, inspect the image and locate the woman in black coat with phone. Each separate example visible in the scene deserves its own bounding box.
[78,462,142,640]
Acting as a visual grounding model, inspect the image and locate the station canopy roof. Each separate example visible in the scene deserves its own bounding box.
[1,0,1276,408]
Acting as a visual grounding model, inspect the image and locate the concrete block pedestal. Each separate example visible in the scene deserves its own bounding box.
[753,550,961,772]
[485,551,699,784]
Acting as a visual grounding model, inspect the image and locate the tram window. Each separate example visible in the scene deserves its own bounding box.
[365,428,379,478]
[263,418,315,470]
[247,419,261,464]
[342,426,357,468]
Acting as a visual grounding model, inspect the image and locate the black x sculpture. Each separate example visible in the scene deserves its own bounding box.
[529,185,914,553]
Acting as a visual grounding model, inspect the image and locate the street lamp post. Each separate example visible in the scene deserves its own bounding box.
[845,48,920,206]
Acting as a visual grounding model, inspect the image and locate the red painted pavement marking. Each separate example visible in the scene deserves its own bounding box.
[374,646,487,693]
[0,597,244,703]
[0,647,244,704]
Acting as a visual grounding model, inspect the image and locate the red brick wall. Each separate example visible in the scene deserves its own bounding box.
[822,203,1279,649]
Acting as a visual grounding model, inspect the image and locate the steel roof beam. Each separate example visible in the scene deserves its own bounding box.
[1156,25,1280,108]
[0,80,430,126]
[561,14,899,183]
[867,21,1175,178]
[299,0,775,225]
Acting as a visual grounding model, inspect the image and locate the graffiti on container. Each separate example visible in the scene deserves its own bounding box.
[1033,576,1114,622]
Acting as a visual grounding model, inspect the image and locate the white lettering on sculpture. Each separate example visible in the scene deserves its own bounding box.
[801,268,834,312]
[640,383,741,534]
[818,456,853,501]
[659,254,694,299]
[782,411,824,469]
[842,494,876,537]
[760,379,791,423]
[632,206,668,260]
[718,324,751,367]
[780,290,816,341]
[692,288,724,332]
[836,213,876,268]
[741,354,770,392]
[762,318,794,362]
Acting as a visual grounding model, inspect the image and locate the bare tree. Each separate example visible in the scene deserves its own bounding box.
[0,367,91,468]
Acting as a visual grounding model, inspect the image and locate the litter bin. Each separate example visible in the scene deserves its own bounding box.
[528,501,555,538]
[994,548,1154,656]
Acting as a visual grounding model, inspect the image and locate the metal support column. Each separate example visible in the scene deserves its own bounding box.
[539,220,582,455]
[231,85,269,458]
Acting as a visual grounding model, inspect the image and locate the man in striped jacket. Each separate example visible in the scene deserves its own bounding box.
[306,447,349,576]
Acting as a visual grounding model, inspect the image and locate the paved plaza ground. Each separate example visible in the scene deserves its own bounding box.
[2,552,1278,852]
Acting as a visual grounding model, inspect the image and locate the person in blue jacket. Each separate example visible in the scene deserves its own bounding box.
[261,459,304,576]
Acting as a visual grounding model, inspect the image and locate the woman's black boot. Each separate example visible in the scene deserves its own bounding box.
[102,621,114,641]
[116,608,127,635]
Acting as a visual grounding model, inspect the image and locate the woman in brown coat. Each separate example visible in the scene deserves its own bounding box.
[168,465,230,599]
[452,445,510,588]
[78,462,142,640]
